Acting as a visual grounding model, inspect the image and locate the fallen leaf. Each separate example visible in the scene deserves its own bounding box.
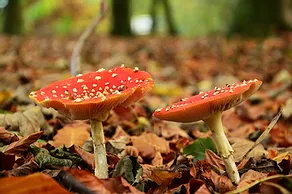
[239,110,282,161]
[69,145,94,169]
[0,127,19,145]
[183,137,216,163]
[112,155,143,186]
[204,149,225,170]
[131,133,170,158]
[0,172,70,194]
[152,151,163,166]
[109,135,129,150]
[282,98,292,118]
[231,138,267,162]
[239,158,281,174]
[50,121,90,147]
[270,122,292,146]
[6,160,40,177]
[112,125,130,139]
[161,125,189,139]
[66,168,111,194]
[4,131,43,155]
[260,181,291,194]
[0,152,15,171]
[146,167,182,185]
[0,106,52,136]
[237,170,268,194]
[101,176,145,194]
[201,170,234,193]
[226,174,292,194]
[31,146,73,168]
[194,184,211,194]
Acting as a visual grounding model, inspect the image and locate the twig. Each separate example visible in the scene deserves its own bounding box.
[70,0,107,76]
[239,110,282,163]
[225,174,292,194]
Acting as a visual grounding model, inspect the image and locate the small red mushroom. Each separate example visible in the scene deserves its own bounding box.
[29,65,154,179]
[153,79,262,184]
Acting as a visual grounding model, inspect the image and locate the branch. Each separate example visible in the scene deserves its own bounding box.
[70,0,107,76]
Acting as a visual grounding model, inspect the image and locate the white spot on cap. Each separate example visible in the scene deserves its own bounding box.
[77,74,83,77]
[134,67,139,72]
[41,91,45,95]
[52,90,57,94]
[73,98,82,103]
[77,79,84,83]
[112,73,117,78]
[96,68,105,72]
[73,88,78,92]
[93,84,97,87]
[128,76,132,81]
[95,76,101,81]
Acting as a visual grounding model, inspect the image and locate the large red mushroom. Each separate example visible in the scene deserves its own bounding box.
[29,65,154,178]
[153,79,262,184]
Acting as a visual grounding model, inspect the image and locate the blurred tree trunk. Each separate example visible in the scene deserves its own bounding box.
[3,0,23,35]
[228,0,292,37]
[111,0,132,36]
[150,0,178,36]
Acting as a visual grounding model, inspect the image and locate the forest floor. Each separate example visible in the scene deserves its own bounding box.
[0,34,291,194]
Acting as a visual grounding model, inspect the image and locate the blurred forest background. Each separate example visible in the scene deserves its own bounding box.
[1,0,292,37]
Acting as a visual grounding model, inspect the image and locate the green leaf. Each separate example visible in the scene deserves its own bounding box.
[183,137,216,163]
[30,145,72,168]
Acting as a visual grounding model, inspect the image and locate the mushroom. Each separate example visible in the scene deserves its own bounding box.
[29,65,154,179]
[153,79,262,184]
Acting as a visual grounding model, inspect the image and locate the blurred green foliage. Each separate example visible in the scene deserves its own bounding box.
[0,0,237,36]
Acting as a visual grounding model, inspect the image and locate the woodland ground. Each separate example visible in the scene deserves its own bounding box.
[0,34,291,193]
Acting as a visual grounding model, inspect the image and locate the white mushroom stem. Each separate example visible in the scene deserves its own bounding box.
[204,112,240,184]
[90,119,108,179]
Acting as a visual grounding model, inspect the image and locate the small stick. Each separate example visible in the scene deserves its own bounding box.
[70,0,107,76]
[239,110,282,163]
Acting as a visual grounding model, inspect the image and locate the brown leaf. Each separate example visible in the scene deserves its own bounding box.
[152,151,163,166]
[0,106,52,136]
[101,177,144,194]
[69,145,94,169]
[231,138,267,162]
[0,152,15,171]
[161,125,189,139]
[147,167,182,185]
[191,128,212,139]
[270,122,292,147]
[194,184,211,194]
[260,181,291,194]
[112,125,130,140]
[131,133,170,158]
[0,172,70,194]
[7,160,40,177]
[204,149,225,170]
[201,170,234,193]
[50,121,90,147]
[4,131,43,155]
[66,168,111,194]
[237,170,268,194]
[0,127,19,145]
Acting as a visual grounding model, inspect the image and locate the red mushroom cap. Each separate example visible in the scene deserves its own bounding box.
[153,79,262,123]
[29,65,154,120]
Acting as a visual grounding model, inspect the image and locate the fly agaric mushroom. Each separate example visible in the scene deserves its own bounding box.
[29,65,153,179]
[153,79,262,184]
